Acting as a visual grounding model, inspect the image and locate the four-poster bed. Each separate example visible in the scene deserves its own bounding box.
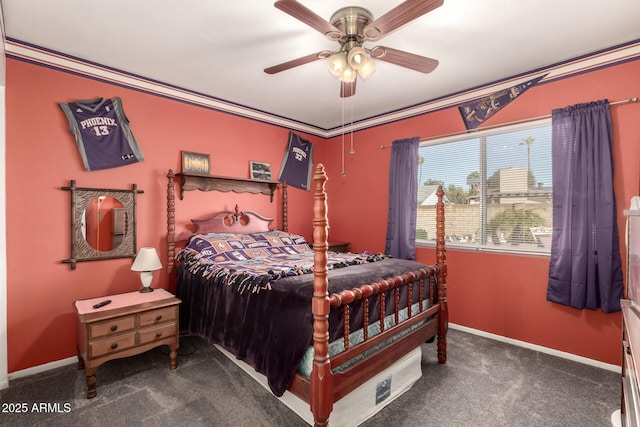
[165,164,448,426]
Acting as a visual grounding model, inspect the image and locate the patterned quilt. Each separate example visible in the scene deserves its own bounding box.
[176,230,387,294]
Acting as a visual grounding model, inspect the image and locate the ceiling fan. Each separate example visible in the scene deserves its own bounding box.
[264,0,443,98]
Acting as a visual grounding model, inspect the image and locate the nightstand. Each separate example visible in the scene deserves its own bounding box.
[328,241,350,253]
[311,241,351,253]
[74,288,181,398]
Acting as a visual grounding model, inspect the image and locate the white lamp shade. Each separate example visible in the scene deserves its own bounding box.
[340,65,357,83]
[131,247,162,272]
[347,47,368,70]
[327,52,347,78]
[357,59,376,80]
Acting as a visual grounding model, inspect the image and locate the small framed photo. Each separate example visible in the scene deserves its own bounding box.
[250,161,272,181]
[181,151,210,175]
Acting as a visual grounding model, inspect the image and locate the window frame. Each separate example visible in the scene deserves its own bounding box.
[415,118,552,256]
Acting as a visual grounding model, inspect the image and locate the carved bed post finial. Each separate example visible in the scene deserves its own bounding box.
[167,169,176,292]
[233,204,240,223]
[310,164,333,427]
[435,185,448,363]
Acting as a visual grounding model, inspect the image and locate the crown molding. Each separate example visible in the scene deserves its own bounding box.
[6,39,640,139]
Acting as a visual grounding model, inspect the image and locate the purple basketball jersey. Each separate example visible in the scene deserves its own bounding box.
[278,132,314,191]
[59,97,144,171]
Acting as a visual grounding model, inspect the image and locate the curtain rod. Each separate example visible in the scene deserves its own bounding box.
[380,97,638,148]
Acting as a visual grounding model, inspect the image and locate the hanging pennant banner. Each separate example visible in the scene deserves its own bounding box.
[458,74,547,130]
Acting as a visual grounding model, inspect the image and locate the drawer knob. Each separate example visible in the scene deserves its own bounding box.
[110,325,118,332]
[155,315,163,321]
[156,331,163,338]
[111,343,118,350]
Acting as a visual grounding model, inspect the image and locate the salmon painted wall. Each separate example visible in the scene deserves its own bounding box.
[5,58,317,372]
[317,59,640,366]
[6,55,640,374]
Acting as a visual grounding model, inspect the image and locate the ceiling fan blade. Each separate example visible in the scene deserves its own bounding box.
[371,46,439,74]
[264,51,331,74]
[340,79,356,98]
[363,0,444,40]
[275,0,343,40]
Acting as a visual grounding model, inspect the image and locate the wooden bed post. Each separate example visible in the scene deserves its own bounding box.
[167,169,177,292]
[310,164,333,427]
[435,185,448,363]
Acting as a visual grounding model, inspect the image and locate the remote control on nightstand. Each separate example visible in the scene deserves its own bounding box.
[92,300,111,309]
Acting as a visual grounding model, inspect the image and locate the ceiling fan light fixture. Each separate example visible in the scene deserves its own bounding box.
[357,59,376,80]
[340,65,357,83]
[327,52,347,78]
[347,46,368,70]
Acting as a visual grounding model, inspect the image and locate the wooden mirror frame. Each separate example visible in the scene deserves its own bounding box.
[61,180,143,269]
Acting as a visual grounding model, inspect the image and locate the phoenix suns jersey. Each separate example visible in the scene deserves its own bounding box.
[59,97,144,171]
[278,132,314,190]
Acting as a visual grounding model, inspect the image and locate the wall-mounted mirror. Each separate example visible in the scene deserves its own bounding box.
[61,180,143,269]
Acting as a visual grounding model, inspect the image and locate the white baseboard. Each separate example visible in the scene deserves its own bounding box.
[449,323,621,373]
[6,356,77,383]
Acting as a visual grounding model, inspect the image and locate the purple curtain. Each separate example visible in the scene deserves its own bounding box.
[546,100,623,313]
[385,137,419,260]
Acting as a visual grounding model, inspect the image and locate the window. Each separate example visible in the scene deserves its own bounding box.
[416,119,552,253]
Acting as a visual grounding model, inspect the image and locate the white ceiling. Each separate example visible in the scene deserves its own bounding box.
[3,0,640,133]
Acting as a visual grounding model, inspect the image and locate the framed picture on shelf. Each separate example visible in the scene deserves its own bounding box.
[250,161,272,181]
[181,151,210,175]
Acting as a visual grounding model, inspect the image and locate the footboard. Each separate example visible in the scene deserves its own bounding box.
[290,267,442,402]
[328,267,441,401]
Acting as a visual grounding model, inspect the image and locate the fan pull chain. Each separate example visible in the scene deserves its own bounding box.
[350,97,355,155]
[341,96,346,176]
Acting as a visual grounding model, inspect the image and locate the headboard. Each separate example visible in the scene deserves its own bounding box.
[191,204,274,234]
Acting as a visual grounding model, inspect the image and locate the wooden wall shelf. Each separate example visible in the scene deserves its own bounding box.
[175,173,278,202]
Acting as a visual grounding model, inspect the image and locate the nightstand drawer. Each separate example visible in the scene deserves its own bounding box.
[90,332,136,358]
[90,316,136,339]
[139,306,176,327]
[139,323,177,345]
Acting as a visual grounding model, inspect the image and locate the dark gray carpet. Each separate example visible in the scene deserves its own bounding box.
[0,329,619,426]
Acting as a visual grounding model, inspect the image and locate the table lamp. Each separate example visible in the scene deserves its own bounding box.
[131,247,162,293]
